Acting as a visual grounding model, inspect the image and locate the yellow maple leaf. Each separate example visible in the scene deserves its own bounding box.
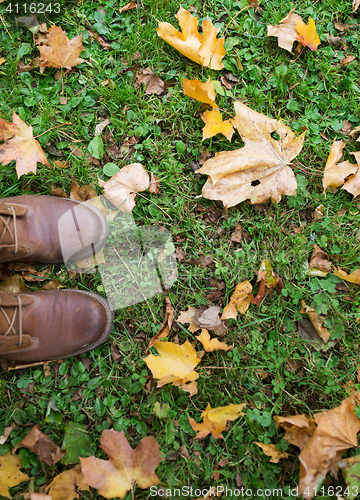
[0,112,49,178]
[198,101,306,206]
[189,403,246,439]
[221,280,253,320]
[195,329,232,352]
[296,18,320,51]
[201,108,234,141]
[323,140,358,193]
[254,442,289,463]
[157,6,226,70]
[80,430,161,499]
[46,466,89,500]
[0,451,29,497]
[144,340,201,395]
[182,77,216,107]
[39,25,84,70]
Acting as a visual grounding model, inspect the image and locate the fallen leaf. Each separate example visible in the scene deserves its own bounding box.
[187,254,213,268]
[323,140,357,193]
[267,7,303,53]
[51,185,68,198]
[0,424,14,445]
[52,160,69,168]
[80,430,161,498]
[0,57,5,65]
[221,280,253,320]
[342,151,360,198]
[274,414,316,450]
[38,278,64,291]
[95,118,110,137]
[201,108,234,141]
[13,425,65,466]
[299,395,360,497]
[254,442,289,463]
[144,340,201,395]
[98,163,150,212]
[46,465,89,500]
[88,30,111,50]
[297,319,325,345]
[198,101,306,206]
[177,306,199,333]
[308,244,332,276]
[149,172,160,194]
[313,203,324,221]
[148,297,174,349]
[134,67,165,95]
[157,6,226,70]
[335,22,349,31]
[119,1,137,13]
[0,452,29,497]
[182,77,217,106]
[326,34,347,50]
[334,267,360,285]
[196,329,231,352]
[39,26,84,70]
[15,15,42,33]
[252,259,283,306]
[341,55,356,66]
[189,403,246,439]
[0,112,50,178]
[70,176,97,201]
[300,300,330,343]
[296,18,320,51]
[193,305,228,335]
[0,274,29,293]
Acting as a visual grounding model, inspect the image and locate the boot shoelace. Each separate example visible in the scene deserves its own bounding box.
[0,295,23,346]
[0,206,19,254]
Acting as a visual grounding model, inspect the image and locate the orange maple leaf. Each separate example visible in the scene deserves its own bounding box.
[0,112,49,178]
[296,18,320,51]
[201,108,234,141]
[39,26,84,70]
[189,403,246,439]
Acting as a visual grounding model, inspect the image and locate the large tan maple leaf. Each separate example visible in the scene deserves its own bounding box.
[39,25,84,70]
[198,101,306,206]
[0,112,49,178]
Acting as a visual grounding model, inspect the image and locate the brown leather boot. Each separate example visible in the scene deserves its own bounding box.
[0,290,114,362]
[0,195,108,264]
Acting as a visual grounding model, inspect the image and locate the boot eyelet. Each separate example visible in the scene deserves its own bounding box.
[15,342,19,346]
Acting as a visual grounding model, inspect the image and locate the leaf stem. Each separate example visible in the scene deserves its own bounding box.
[291,44,305,62]
[33,122,72,139]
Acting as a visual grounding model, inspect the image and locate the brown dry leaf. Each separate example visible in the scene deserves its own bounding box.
[177,306,200,333]
[254,442,289,463]
[46,465,89,500]
[195,328,231,352]
[189,403,246,439]
[335,22,349,31]
[52,160,69,168]
[252,259,283,307]
[148,297,174,349]
[51,185,68,198]
[296,18,320,51]
[313,203,324,221]
[267,7,303,53]
[298,395,360,497]
[300,300,330,343]
[323,140,358,193]
[144,340,201,395]
[119,1,137,13]
[80,430,161,498]
[13,425,65,466]
[75,249,106,270]
[353,0,360,12]
[88,30,111,50]
[188,254,213,268]
[342,151,360,198]
[221,280,253,320]
[68,145,100,165]
[182,77,216,107]
[0,424,14,445]
[274,414,316,450]
[38,278,64,291]
[70,176,97,201]
[134,67,165,95]
[149,172,160,194]
[0,451,29,497]
[193,305,228,335]
[157,6,226,70]
[0,112,50,178]
[341,55,356,66]
[98,163,149,212]
[308,244,332,276]
[198,101,306,206]
[334,267,360,285]
[0,274,29,293]
[39,26,84,70]
[17,57,40,73]
[201,108,234,141]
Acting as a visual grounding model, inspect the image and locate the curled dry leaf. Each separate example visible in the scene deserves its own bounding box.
[267,7,303,53]
[308,244,332,276]
[0,112,49,178]
[193,305,228,336]
[119,1,137,13]
[300,300,330,343]
[198,101,306,206]
[70,176,98,202]
[274,414,316,450]
[195,328,232,352]
[94,118,110,137]
[39,26,84,70]
[80,430,161,499]
[0,452,29,498]
[46,465,89,500]
[148,297,174,349]
[157,6,226,70]
[252,259,283,307]
[134,67,165,95]
[323,140,357,193]
[12,425,65,466]
[296,18,320,51]
[221,280,253,320]
[98,163,149,212]
[334,267,360,285]
[177,306,200,333]
[149,172,160,194]
[144,340,201,395]
[254,442,289,463]
[189,403,246,439]
[342,151,360,197]
[0,424,14,445]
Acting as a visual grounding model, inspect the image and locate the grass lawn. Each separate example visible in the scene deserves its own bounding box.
[0,0,360,498]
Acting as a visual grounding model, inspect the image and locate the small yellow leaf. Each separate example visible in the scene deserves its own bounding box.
[334,267,360,285]
[255,442,289,463]
[296,18,320,51]
[189,403,246,439]
[221,280,253,319]
[196,329,232,352]
[201,108,234,141]
[182,77,216,107]
[0,57,5,65]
